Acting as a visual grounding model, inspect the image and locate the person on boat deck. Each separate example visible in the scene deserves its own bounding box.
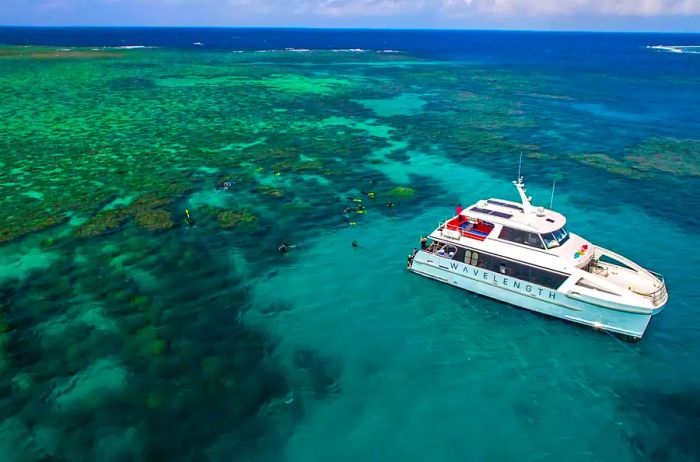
[456,204,463,215]
[420,236,428,250]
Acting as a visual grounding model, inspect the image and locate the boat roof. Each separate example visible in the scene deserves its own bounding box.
[461,189,566,235]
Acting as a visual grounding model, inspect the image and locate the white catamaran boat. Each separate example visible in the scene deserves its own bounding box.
[408,177,668,339]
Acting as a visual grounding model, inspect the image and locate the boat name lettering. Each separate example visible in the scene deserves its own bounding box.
[447,261,556,300]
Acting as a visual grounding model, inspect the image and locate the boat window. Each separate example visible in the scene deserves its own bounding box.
[498,226,545,249]
[551,227,569,245]
[463,249,568,289]
[542,233,559,249]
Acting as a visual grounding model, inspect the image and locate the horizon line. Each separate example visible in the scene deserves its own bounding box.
[1,24,699,34]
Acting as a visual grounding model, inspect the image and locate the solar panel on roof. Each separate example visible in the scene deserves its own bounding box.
[469,207,513,219]
[487,200,524,211]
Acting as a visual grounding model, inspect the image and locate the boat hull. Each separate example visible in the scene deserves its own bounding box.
[410,252,652,339]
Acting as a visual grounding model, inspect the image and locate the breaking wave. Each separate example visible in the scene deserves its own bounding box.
[109,45,158,50]
[647,45,700,55]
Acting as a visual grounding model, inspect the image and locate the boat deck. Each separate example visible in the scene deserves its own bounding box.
[444,216,494,241]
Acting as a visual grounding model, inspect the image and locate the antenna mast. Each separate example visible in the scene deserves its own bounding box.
[517,152,522,181]
[549,179,556,210]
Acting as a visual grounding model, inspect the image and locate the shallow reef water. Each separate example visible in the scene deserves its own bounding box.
[0,29,699,461]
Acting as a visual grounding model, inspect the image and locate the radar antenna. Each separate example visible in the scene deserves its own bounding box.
[517,151,522,181]
[549,179,556,210]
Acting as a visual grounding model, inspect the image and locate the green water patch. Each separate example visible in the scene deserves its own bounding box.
[52,357,129,410]
[353,93,427,118]
[261,74,356,95]
[21,190,44,200]
[156,73,355,95]
[155,75,247,87]
[0,247,58,282]
[102,194,138,211]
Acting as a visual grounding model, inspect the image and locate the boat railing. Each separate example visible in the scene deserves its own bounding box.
[437,216,490,241]
[422,240,459,259]
[592,246,668,306]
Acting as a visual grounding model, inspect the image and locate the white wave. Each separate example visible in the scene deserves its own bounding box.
[377,49,402,53]
[284,48,311,52]
[647,45,700,54]
[331,48,367,52]
[193,42,204,46]
[111,45,155,50]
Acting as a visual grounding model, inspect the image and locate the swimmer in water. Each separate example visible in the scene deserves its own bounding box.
[278,242,291,253]
[184,210,194,227]
[385,201,395,208]
[352,240,359,248]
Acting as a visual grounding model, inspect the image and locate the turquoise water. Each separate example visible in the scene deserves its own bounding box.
[0,29,699,461]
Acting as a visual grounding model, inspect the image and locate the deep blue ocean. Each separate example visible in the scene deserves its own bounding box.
[0,27,699,461]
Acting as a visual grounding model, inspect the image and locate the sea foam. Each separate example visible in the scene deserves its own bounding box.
[647,45,700,54]
[110,45,156,50]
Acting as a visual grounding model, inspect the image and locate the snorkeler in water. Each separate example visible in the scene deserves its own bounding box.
[184,210,194,227]
[385,201,395,208]
[352,240,359,248]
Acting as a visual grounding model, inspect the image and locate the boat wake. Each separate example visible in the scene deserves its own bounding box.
[647,45,700,54]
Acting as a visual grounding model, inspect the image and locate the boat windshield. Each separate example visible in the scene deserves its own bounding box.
[542,227,569,249]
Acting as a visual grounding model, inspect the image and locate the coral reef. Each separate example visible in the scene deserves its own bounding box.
[217,209,258,229]
[626,138,700,177]
[572,153,650,180]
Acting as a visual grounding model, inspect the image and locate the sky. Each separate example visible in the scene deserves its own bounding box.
[1,0,700,32]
